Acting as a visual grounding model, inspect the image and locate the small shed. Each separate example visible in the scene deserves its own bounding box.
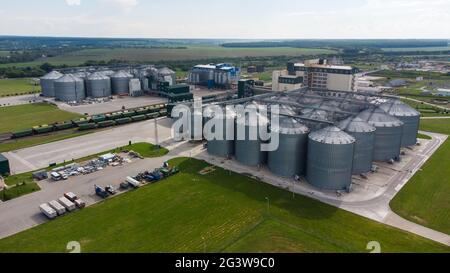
[0,154,10,175]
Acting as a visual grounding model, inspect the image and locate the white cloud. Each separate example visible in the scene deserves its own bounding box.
[101,0,139,11]
[66,0,81,6]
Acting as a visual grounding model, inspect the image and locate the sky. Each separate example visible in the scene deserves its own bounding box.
[0,0,449,39]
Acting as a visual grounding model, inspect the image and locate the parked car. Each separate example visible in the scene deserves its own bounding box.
[74,199,86,209]
[120,182,130,189]
[64,192,78,202]
[105,185,117,195]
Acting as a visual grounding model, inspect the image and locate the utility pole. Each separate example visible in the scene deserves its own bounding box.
[154,118,159,148]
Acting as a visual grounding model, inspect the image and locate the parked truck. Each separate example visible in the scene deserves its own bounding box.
[48,200,66,216]
[126,176,141,188]
[95,185,109,198]
[58,197,76,212]
[39,203,57,219]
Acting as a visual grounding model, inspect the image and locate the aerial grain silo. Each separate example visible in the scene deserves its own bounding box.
[267,116,310,177]
[40,71,63,97]
[306,126,355,191]
[357,108,404,162]
[54,74,86,102]
[204,105,236,157]
[234,102,269,166]
[378,100,420,147]
[338,116,376,174]
[86,72,112,98]
[110,71,133,94]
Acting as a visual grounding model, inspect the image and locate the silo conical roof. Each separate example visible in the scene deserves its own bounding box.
[87,72,110,80]
[357,108,404,128]
[41,71,63,80]
[54,74,83,83]
[309,126,355,145]
[338,117,376,133]
[271,116,309,135]
[111,71,133,78]
[378,100,420,117]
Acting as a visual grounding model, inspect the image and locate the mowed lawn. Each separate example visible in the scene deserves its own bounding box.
[0,157,447,253]
[391,119,450,234]
[0,78,41,97]
[0,103,82,133]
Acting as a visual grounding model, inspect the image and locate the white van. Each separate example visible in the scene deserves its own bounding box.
[126,176,141,188]
[58,197,76,212]
[39,203,57,219]
[48,200,66,215]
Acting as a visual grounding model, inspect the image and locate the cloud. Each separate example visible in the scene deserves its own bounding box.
[101,0,139,11]
[66,0,81,6]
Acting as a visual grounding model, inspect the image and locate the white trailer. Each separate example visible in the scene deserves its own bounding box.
[39,203,57,219]
[48,200,66,215]
[126,176,141,188]
[58,197,76,212]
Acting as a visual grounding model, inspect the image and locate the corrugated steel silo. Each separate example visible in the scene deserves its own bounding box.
[54,74,86,102]
[338,117,376,174]
[306,126,355,191]
[204,106,236,157]
[378,100,420,147]
[110,71,132,94]
[299,109,332,131]
[86,72,112,98]
[234,102,269,166]
[268,116,310,177]
[40,71,63,97]
[357,108,404,161]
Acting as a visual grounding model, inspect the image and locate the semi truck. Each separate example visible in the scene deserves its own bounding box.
[48,200,66,215]
[58,197,76,212]
[39,203,57,219]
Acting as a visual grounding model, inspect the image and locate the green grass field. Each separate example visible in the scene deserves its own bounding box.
[390,119,450,234]
[0,157,447,253]
[0,78,41,97]
[0,103,82,134]
[0,46,337,68]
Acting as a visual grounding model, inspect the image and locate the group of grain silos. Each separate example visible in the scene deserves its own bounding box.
[194,97,420,192]
[40,70,134,102]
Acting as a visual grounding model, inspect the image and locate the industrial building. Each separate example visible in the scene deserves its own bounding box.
[174,83,420,193]
[0,154,10,175]
[188,63,240,89]
[39,65,178,102]
[272,59,357,92]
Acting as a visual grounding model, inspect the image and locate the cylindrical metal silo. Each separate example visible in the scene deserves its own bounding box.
[357,108,404,162]
[306,126,355,191]
[268,116,310,177]
[378,100,420,147]
[338,117,376,174]
[110,71,132,94]
[54,74,86,102]
[299,109,332,131]
[86,72,112,98]
[204,106,236,157]
[40,71,63,97]
[234,102,269,166]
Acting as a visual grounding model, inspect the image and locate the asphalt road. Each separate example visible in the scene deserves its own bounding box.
[4,117,174,174]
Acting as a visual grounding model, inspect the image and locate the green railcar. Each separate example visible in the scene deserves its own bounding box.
[33,126,53,134]
[91,115,106,123]
[78,123,97,131]
[97,120,116,128]
[115,117,132,125]
[131,115,146,122]
[12,129,33,138]
[54,122,74,131]
[145,113,159,120]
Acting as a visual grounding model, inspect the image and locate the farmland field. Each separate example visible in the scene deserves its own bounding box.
[0,78,41,97]
[0,157,447,253]
[382,46,450,52]
[0,46,338,68]
[391,119,450,234]
[0,103,82,134]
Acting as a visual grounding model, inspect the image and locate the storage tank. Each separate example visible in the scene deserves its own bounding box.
[306,126,355,191]
[357,108,404,161]
[40,71,63,97]
[190,107,204,140]
[110,71,132,94]
[378,100,420,147]
[86,72,111,98]
[268,116,310,177]
[235,102,270,166]
[72,71,90,80]
[299,109,332,131]
[204,106,236,157]
[338,117,376,174]
[54,74,86,102]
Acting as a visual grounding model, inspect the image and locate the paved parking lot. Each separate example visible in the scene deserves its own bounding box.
[4,117,174,174]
